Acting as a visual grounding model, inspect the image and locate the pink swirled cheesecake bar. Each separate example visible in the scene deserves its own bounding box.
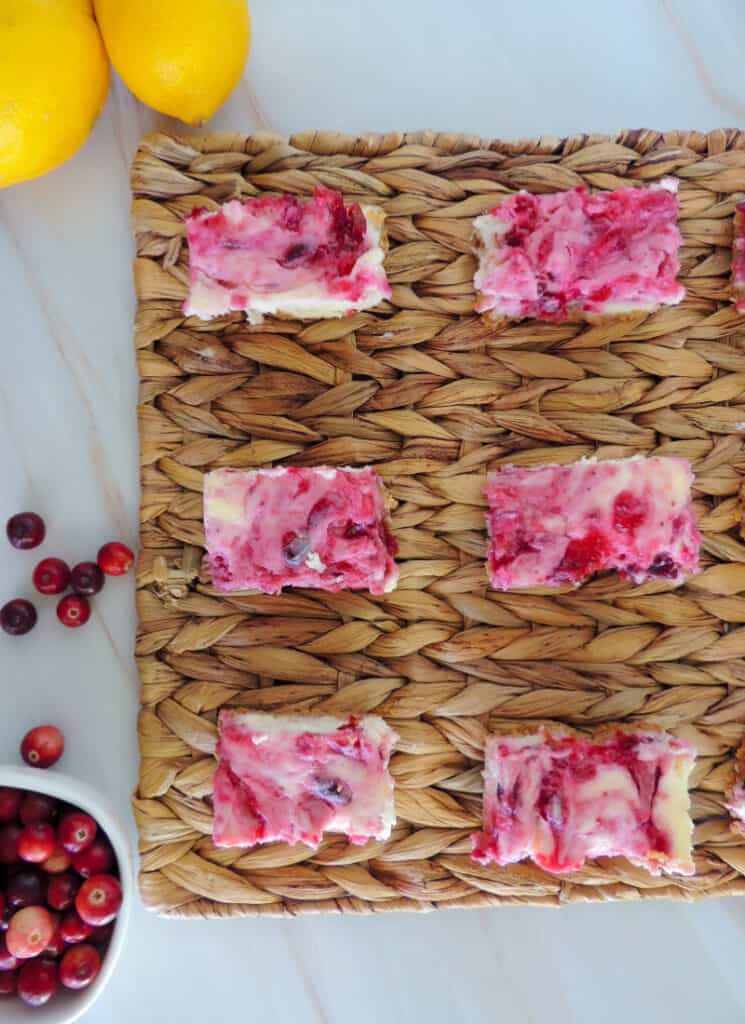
[213,711,398,848]
[474,181,684,322]
[732,201,745,313]
[184,186,390,322]
[472,726,695,876]
[204,465,399,595]
[485,456,700,590]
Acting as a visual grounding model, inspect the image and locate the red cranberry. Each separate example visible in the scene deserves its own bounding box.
[72,838,113,878]
[32,557,71,595]
[0,934,19,971]
[18,957,57,1007]
[59,909,93,945]
[42,846,72,874]
[44,928,65,958]
[88,921,114,947]
[6,513,45,551]
[47,873,80,912]
[0,968,17,996]
[70,561,104,597]
[97,541,134,576]
[59,943,100,990]
[56,594,90,628]
[0,787,22,823]
[6,905,55,958]
[5,869,44,909]
[18,823,56,864]
[0,599,37,636]
[21,725,65,769]
[58,811,96,855]
[75,874,121,926]
[20,792,57,824]
[0,825,22,865]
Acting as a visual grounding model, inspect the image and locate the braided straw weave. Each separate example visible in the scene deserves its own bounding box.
[132,129,745,918]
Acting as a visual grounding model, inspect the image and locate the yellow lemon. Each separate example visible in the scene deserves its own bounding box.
[93,0,250,124]
[0,0,110,188]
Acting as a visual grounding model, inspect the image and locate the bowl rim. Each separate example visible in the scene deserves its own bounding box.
[0,765,133,1023]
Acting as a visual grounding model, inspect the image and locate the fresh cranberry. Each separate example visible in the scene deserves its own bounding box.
[18,822,56,864]
[59,943,100,990]
[0,934,19,971]
[0,825,22,865]
[0,894,3,923]
[42,845,72,874]
[6,905,55,958]
[44,928,65,958]
[58,811,96,855]
[6,513,45,551]
[0,599,37,636]
[612,490,648,534]
[0,968,17,996]
[88,921,114,947]
[21,724,65,769]
[56,594,90,628]
[555,528,611,583]
[47,873,80,912]
[70,561,104,597]
[97,541,134,576]
[5,869,44,909]
[20,792,57,824]
[59,909,93,945]
[72,838,113,878]
[75,874,121,926]
[17,957,57,1007]
[32,557,71,596]
[0,787,22,823]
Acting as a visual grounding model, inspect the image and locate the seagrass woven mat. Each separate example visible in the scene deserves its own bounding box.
[132,128,745,918]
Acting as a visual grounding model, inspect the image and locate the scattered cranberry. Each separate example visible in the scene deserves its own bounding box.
[73,838,113,878]
[97,541,134,576]
[75,874,121,927]
[6,513,45,551]
[18,822,56,864]
[59,943,100,990]
[47,873,80,912]
[0,824,22,865]
[56,594,90,628]
[42,846,72,874]
[0,788,22,823]
[20,725,65,769]
[32,557,71,595]
[0,934,19,971]
[0,599,37,636]
[58,812,96,855]
[0,907,11,932]
[6,905,55,959]
[70,561,104,597]
[59,910,93,945]
[20,792,57,824]
[0,969,17,996]
[5,869,44,909]
[88,921,114,947]
[44,928,65,959]
[17,957,57,1007]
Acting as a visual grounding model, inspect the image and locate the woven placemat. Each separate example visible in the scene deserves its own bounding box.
[131,128,745,918]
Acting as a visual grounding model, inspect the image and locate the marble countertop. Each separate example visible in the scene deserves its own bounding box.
[2,1,745,1020]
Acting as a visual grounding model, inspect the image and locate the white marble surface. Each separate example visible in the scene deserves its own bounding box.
[2,0,745,1020]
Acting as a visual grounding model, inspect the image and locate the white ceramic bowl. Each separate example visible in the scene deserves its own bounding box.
[0,765,133,1023]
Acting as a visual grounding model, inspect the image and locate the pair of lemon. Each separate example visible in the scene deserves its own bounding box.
[0,0,251,188]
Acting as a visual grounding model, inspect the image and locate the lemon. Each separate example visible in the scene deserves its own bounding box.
[0,0,109,189]
[93,0,250,124]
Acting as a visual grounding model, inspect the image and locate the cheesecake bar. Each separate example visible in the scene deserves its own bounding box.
[725,739,745,836]
[473,181,685,322]
[212,711,398,849]
[204,465,399,595]
[732,201,745,313]
[471,726,695,876]
[183,186,391,322]
[485,456,700,590]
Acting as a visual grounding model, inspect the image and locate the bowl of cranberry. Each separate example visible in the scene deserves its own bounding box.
[0,763,132,1021]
